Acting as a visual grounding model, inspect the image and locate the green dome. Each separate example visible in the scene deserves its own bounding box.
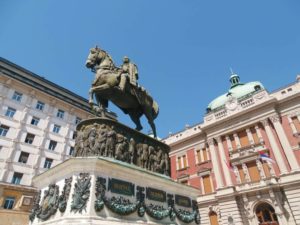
[207,75,265,112]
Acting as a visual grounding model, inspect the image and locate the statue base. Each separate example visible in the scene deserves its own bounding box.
[30,157,200,225]
[74,117,171,176]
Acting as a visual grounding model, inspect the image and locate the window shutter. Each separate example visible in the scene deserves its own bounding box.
[238,130,250,147]
[203,175,212,194]
[247,161,260,182]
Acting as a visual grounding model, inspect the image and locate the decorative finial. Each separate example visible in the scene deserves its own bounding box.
[230,67,234,75]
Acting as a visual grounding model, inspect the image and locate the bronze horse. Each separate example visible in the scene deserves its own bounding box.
[86,47,159,138]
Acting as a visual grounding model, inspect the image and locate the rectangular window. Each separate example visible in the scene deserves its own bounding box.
[12,91,22,102]
[177,155,188,169]
[75,117,81,125]
[196,150,201,163]
[182,155,187,168]
[31,116,40,126]
[3,197,15,209]
[250,127,260,144]
[238,130,250,147]
[18,152,29,164]
[52,124,61,134]
[48,140,57,150]
[238,165,246,183]
[56,109,64,119]
[44,158,53,169]
[203,175,212,194]
[0,125,9,137]
[247,161,260,182]
[69,146,74,156]
[5,107,16,118]
[202,148,208,161]
[11,172,23,184]
[292,116,300,133]
[230,134,237,151]
[36,101,45,111]
[24,133,35,144]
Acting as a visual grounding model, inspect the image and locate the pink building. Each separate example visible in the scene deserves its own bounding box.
[164,74,300,225]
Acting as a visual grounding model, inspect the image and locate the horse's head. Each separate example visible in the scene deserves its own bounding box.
[86,46,102,69]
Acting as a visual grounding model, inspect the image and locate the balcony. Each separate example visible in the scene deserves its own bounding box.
[230,143,267,163]
[235,177,278,192]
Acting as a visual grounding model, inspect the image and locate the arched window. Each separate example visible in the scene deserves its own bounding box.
[209,211,219,225]
[256,203,279,225]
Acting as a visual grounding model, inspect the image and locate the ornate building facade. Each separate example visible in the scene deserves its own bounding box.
[164,74,300,225]
[0,57,111,224]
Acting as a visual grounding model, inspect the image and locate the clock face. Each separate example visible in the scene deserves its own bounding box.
[225,96,238,111]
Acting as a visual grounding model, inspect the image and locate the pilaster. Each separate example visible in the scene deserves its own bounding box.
[260,118,288,173]
[208,138,224,189]
[270,114,299,171]
[216,137,232,186]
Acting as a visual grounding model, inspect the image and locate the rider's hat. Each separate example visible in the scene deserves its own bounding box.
[123,56,130,62]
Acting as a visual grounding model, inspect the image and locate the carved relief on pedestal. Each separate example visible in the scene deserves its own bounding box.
[58,177,73,213]
[36,184,60,221]
[71,173,91,214]
[74,118,170,176]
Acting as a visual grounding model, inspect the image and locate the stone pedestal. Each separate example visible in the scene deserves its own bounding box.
[29,157,200,225]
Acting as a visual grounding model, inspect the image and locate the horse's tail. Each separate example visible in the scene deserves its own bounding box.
[152,100,159,119]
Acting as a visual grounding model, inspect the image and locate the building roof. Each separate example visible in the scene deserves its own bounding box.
[207,74,265,111]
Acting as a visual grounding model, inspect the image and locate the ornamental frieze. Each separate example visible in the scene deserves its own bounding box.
[74,118,170,176]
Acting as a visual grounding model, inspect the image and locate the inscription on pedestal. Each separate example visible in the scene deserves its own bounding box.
[108,178,135,196]
[175,194,191,208]
[146,187,166,202]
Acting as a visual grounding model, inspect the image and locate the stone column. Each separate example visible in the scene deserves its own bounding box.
[254,124,264,144]
[208,138,224,189]
[233,133,241,149]
[256,159,266,180]
[246,128,255,145]
[242,163,251,182]
[216,137,232,186]
[225,135,233,153]
[233,165,241,184]
[267,161,275,176]
[270,115,299,171]
[200,176,205,195]
[260,119,288,173]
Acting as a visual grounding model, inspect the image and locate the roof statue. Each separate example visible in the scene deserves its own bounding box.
[85,46,159,138]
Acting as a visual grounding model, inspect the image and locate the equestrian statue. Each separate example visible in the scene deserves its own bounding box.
[85,46,159,138]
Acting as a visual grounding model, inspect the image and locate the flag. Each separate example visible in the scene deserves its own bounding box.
[258,151,275,163]
[224,159,234,172]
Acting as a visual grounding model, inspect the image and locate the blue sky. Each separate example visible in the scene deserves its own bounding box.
[1,1,300,138]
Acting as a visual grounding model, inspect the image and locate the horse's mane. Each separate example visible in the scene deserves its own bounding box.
[101,49,116,67]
